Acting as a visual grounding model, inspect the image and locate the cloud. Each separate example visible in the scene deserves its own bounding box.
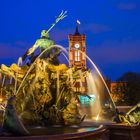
[50,23,111,43]
[0,43,19,58]
[81,23,111,34]
[117,3,137,10]
[0,41,31,59]
[89,40,140,64]
[50,28,74,43]
[15,41,31,48]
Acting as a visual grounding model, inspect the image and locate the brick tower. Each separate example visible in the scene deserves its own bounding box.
[68,22,87,93]
[68,23,86,70]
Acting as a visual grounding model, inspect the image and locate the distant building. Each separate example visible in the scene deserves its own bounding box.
[110,82,127,94]
[109,81,127,103]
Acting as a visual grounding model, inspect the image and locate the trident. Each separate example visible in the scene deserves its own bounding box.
[47,10,67,33]
[21,11,67,61]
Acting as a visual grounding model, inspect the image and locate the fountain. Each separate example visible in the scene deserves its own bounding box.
[0,11,139,140]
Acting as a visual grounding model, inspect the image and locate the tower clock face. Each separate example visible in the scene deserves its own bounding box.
[74,43,80,49]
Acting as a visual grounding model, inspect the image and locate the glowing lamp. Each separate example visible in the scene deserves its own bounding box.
[0,97,3,102]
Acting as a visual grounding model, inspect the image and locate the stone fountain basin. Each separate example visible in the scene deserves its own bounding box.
[0,124,109,140]
[107,123,140,140]
[0,121,140,140]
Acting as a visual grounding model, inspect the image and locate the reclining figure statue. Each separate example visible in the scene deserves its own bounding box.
[115,103,140,125]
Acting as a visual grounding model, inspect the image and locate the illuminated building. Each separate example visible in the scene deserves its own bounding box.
[68,23,87,93]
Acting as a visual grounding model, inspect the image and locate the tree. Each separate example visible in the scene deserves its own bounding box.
[117,72,140,105]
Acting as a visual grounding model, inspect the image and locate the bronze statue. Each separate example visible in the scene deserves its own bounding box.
[22,11,67,62]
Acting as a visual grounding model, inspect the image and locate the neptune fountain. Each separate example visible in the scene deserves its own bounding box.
[0,11,139,140]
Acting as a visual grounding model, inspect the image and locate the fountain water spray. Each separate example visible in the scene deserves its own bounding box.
[0,75,5,96]
[14,57,22,95]
[75,48,116,110]
[85,54,116,110]
[16,45,68,95]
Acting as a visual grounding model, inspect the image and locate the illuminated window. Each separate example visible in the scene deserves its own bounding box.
[75,50,80,61]
[69,52,73,60]
[82,53,85,60]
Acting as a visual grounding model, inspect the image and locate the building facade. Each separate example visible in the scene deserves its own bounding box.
[68,24,87,93]
[68,25,86,70]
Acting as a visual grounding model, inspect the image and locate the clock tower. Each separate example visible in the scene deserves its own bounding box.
[68,24,86,70]
[68,23,87,93]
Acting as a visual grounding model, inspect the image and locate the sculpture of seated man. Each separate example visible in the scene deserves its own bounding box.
[22,30,55,61]
[22,11,67,64]
[22,30,61,65]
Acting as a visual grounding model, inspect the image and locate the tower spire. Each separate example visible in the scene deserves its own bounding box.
[74,20,81,35]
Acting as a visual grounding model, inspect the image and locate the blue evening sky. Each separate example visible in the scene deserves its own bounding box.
[0,0,140,80]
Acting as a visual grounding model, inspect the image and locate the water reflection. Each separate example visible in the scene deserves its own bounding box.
[29,125,99,136]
